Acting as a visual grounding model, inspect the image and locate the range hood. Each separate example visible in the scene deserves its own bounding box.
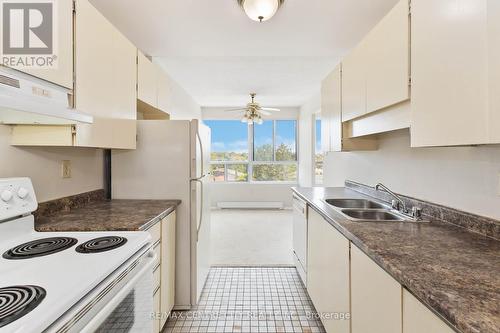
[0,67,93,125]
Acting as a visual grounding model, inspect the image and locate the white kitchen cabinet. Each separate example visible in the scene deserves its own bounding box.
[307,209,350,333]
[8,0,73,89]
[411,0,500,146]
[321,66,377,152]
[351,245,402,333]
[321,66,342,152]
[160,211,176,329]
[157,70,171,114]
[365,0,409,113]
[11,0,137,149]
[341,43,367,121]
[488,0,500,143]
[138,51,158,108]
[403,290,454,333]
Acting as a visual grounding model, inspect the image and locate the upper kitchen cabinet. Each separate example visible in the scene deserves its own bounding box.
[342,0,409,122]
[341,43,367,122]
[3,0,73,89]
[137,51,170,119]
[365,0,409,113]
[321,65,377,152]
[11,0,137,149]
[138,51,158,108]
[411,0,500,146]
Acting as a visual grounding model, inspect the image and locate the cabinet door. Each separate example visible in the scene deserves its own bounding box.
[157,71,171,114]
[307,209,350,333]
[13,0,73,88]
[74,0,137,149]
[488,0,500,143]
[351,245,402,333]
[342,43,367,121]
[403,290,454,333]
[160,211,176,329]
[321,66,342,152]
[411,0,489,146]
[138,51,158,108]
[365,0,409,114]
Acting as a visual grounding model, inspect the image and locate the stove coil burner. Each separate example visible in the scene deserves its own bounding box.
[0,285,46,328]
[75,236,127,253]
[2,237,78,260]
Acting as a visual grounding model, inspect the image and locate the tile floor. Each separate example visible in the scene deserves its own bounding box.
[210,209,294,266]
[164,267,325,333]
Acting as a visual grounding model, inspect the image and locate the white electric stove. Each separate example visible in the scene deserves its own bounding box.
[0,178,155,333]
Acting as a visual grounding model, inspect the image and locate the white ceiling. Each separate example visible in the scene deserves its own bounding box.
[90,0,399,107]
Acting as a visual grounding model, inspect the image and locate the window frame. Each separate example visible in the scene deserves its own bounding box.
[208,119,299,184]
[313,113,323,185]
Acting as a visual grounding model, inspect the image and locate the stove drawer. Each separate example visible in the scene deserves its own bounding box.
[153,264,161,290]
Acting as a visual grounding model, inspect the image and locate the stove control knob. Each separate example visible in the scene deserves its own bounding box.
[17,187,29,199]
[1,190,13,202]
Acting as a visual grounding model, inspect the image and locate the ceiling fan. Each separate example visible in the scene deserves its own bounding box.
[224,93,280,125]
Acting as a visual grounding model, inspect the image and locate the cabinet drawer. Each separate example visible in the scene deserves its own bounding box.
[147,222,161,244]
[153,265,161,290]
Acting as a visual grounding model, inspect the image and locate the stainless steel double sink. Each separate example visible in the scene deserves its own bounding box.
[323,198,410,222]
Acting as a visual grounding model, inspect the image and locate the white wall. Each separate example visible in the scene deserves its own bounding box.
[155,59,201,120]
[298,93,320,187]
[0,125,104,202]
[324,129,500,220]
[202,106,300,207]
[210,183,295,208]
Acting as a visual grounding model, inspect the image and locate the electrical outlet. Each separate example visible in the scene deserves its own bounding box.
[62,160,71,178]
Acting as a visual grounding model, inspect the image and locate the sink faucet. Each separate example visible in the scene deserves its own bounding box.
[375,183,407,213]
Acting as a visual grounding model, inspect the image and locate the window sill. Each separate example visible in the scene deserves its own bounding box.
[211,181,298,186]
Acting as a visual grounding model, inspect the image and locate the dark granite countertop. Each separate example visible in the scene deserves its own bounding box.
[292,187,500,333]
[35,200,181,232]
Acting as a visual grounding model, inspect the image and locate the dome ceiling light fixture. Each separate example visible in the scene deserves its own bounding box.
[237,0,285,22]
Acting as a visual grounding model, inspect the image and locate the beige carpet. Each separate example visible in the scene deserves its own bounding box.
[210,209,294,266]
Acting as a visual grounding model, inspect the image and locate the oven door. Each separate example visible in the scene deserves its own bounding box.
[46,247,156,333]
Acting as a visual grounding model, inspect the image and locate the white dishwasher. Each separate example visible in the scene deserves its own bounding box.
[292,194,308,284]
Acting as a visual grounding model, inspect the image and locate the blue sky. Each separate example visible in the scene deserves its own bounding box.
[204,120,296,153]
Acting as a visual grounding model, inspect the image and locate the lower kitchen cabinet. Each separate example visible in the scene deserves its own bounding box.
[351,245,402,333]
[160,211,176,329]
[147,210,176,333]
[403,289,454,333]
[307,209,350,333]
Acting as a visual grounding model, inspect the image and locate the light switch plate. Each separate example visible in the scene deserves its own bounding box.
[62,160,71,178]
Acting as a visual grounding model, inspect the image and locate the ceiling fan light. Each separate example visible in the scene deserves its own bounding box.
[241,0,281,22]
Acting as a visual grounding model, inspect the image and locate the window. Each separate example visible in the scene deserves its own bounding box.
[205,120,249,182]
[205,119,298,182]
[314,116,323,184]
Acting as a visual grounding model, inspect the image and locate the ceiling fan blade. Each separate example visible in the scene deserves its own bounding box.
[260,107,281,112]
[224,108,247,112]
[259,110,272,116]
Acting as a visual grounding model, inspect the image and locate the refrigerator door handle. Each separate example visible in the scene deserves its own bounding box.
[190,177,204,241]
[196,131,204,178]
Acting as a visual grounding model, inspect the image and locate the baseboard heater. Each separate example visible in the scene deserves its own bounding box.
[216,201,284,210]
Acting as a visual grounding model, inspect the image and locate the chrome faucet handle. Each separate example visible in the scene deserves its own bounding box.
[391,199,399,210]
[411,207,422,219]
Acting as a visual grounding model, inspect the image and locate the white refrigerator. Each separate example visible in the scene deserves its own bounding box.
[112,119,212,309]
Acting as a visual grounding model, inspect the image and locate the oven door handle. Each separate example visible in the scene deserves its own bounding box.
[79,251,156,333]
